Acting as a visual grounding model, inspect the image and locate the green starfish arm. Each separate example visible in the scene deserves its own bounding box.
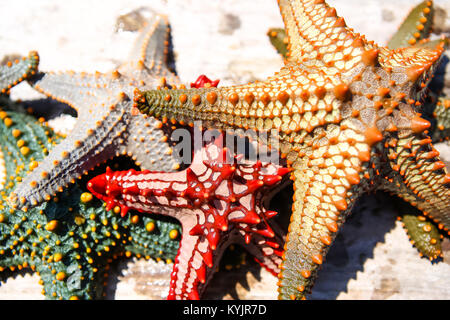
[431,98,450,142]
[0,51,39,95]
[387,0,434,49]
[126,214,180,261]
[0,100,181,299]
[400,212,443,261]
[267,28,288,59]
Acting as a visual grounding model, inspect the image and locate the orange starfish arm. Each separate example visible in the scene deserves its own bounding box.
[278,0,363,64]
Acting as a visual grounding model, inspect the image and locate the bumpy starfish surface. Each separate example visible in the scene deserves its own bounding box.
[0,54,182,299]
[267,0,450,261]
[8,14,181,211]
[134,0,450,299]
[88,133,288,299]
[0,51,39,96]
[0,86,182,299]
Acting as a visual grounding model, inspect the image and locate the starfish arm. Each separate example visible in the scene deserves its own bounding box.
[29,71,119,114]
[0,51,39,94]
[277,0,362,64]
[124,115,180,171]
[168,221,214,300]
[267,28,289,59]
[240,232,284,277]
[123,14,174,78]
[387,0,434,49]
[377,45,443,96]
[383,133,450,229]
[35,248,109,300]
[0,107,55,277]
[277,155,363,299]
[400,212,443,261]
[9,104,130,210]
[430,98,450,142]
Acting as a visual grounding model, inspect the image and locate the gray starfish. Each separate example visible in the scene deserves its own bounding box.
[9,13,181,211]
[0,51,39,95]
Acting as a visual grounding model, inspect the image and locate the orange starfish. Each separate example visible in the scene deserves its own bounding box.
[134,0,449,299]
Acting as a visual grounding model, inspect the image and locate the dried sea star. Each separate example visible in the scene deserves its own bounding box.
[8,14,181,211]
[0,34,184,302]
[267,0,450,261]
[133,0,450,299]
[88,131,289,299]
[0,56,182,299]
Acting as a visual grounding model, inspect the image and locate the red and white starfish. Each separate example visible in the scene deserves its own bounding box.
[88,133,289,299]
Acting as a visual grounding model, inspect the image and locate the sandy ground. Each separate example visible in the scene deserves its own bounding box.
[0,0,449,300]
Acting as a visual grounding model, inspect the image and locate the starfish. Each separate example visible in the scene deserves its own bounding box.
[0,46,183,302]
[8,13,182,211]
[0,85,182,299]
[0,51,39,96]
[267,0,450,261]
[88,132,289,299]
[133,0,450,299]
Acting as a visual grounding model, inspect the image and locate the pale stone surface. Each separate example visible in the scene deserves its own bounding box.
[0,0,449,300]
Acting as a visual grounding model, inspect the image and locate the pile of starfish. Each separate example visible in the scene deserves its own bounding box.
[0,0,449,300]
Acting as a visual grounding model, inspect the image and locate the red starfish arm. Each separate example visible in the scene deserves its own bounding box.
[168,217,214,300]
[133,72,344,138]
[190,75,220,89]
[241,230,284,277]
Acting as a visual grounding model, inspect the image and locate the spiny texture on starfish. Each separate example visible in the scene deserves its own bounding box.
[429,97,450,142]
[8,14,182,211]
[387,0,434,49]
[267,1,450,261]
[400,210,444,260]
[268,28,289,59]
[0,51,39,95]
[0,100,182,299]
[134,0,450,299]
[88,133,289,299]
